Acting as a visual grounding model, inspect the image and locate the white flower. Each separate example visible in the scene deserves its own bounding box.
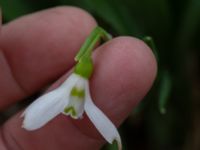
[22,73,122,150]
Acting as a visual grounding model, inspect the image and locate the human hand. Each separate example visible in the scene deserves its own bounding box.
[0,6,157,150]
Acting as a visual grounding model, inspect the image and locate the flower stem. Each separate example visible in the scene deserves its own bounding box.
[75,26,112,62]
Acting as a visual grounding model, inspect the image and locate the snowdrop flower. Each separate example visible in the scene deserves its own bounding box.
[22,27,122,149]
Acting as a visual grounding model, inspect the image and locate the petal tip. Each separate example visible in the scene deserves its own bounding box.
[22,123,36,131]
[22,118,38,131]
[21,122,29,131]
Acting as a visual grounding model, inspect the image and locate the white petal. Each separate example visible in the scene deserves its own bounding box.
[84,82,122,150]
[22,73,79,130]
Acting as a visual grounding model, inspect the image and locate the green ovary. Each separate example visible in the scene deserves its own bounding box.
[74,57,93,79]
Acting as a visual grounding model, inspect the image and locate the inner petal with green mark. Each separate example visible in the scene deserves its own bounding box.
[63,87,85,119]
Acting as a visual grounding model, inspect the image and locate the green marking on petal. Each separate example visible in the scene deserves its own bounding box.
[64,106,77,117]
[70,87,85,98]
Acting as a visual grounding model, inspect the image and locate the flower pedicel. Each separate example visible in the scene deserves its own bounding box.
[21,26,122,150]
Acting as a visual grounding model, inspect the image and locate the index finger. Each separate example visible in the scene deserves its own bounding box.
[0,6,97,109]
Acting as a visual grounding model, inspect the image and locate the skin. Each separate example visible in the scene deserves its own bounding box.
[0,6,157,150]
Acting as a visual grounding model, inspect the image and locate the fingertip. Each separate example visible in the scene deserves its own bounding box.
[112,36,157,88]
[93,36,157,108]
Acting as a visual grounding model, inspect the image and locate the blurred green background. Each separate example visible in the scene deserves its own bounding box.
[0,0,200,150]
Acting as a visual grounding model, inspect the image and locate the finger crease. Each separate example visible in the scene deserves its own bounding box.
[1,49,28,96]
[1,127,24,150]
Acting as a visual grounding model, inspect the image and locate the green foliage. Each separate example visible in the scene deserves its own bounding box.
[142,36,159,62]
[158,70,172,114]
[0,0,32,21]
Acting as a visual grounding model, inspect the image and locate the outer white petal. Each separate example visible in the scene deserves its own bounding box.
[84,82,122,150]
[22,73,79,130]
